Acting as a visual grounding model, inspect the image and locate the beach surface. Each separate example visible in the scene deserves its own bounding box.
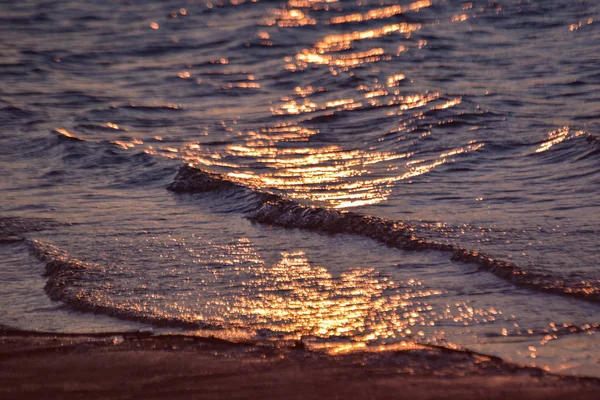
[1,328,599,400]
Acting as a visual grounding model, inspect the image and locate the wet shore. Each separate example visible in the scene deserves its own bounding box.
[1,327,599,400]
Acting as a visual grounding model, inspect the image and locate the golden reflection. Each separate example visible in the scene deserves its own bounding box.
[311,340,429,355]
[111,138,143,150]
[312,22,421,53]
[180,84,480,209]
[272,99,318,115]
[399,93,438,111]
[223,82,261,89]
[293,85,324,97]
[289,0,338,7]
[169,0,475,210]
[243,125,305,143]
[106,122,121,130]
[263,8,316,27]
[434,98,462,110]
[253,123,319,143]
[364,89,388,99]
[296,47,390,67]
[227,251,442,341]
[387,141,484,182]
[387,73,406,87]
[88,238,503,350]
[210,58,229,65]
[273,89,444,116]
[54,128,83,140]
[451,13,469,23]
[199,142,408,207]
[183,137,484,208]
[188,248,504,349]
[535,126,585,153]
[329,1,431,25]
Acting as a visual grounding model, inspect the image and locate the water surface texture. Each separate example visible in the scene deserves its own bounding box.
[1,0,599,377]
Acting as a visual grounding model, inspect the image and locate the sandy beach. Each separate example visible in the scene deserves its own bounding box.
[1,327,599,400]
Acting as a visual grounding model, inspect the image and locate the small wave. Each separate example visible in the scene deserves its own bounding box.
[18,129,173,187]
[23,239,218,331]
[168,165,600,304]
[167,164,280,205]
[54,128,85,141]
[0,216,65,238]
[533,127,599,160]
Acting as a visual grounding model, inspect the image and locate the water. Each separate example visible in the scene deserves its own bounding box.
[1,0,599,377]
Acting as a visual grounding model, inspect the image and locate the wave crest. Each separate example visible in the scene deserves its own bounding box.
[169,165,600,304]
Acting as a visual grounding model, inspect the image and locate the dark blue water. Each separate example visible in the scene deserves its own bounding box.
[1,0,599,377]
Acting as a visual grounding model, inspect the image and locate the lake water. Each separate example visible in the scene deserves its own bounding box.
[1,0,599,377]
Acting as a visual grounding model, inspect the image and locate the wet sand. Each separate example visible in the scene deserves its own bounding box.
[1,328,599,400]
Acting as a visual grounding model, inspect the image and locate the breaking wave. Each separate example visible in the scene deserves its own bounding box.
[168,165,600,304]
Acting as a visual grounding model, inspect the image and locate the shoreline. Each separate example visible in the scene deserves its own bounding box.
[1,327,599,399]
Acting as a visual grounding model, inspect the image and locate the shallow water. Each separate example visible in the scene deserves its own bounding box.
[1,0,599,377]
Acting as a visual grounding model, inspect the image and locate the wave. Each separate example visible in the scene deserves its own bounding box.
[2,214,598,351]
[0,217,217,330]
[24,239,217,331]
[1,128,177,189]
[533,128,600,161]
[0,216,66,238]
[168,165,600,304]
